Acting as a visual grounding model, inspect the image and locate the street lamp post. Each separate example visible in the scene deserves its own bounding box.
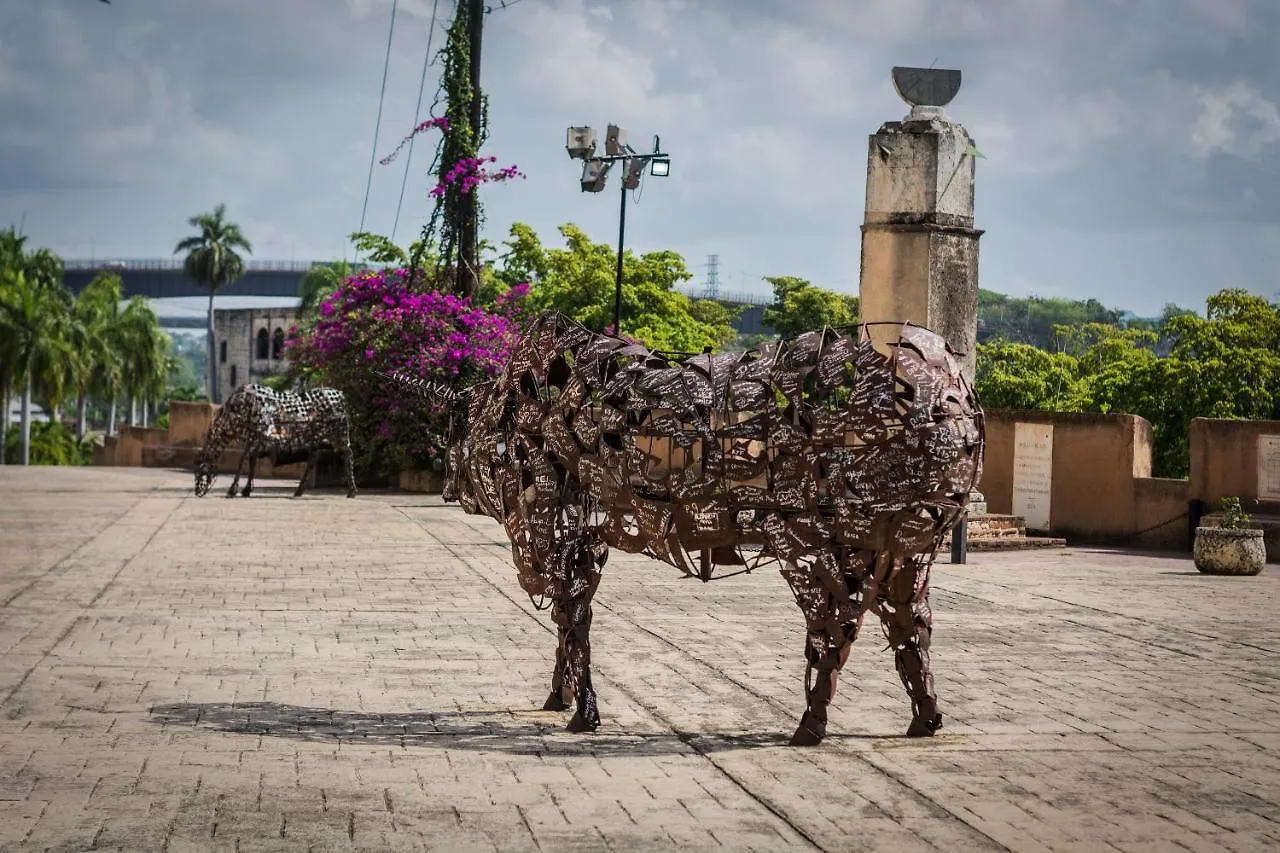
[566,124,670,336]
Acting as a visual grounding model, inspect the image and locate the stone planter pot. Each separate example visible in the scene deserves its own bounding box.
[1193,526,1266,576]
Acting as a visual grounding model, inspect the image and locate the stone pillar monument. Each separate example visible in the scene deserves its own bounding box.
[858,67,986,521]
[858,67,982,380]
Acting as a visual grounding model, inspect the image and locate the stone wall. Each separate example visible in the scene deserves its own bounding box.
[167,401,218,447]
[980,410,1280,559]
[1190,418,1280,506]
[980,410,1153,541]
[94,399,310,482]
[93,426,169,467]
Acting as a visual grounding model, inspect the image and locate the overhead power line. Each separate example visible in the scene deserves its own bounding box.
[356,0,400,257]
[391,0,444,245]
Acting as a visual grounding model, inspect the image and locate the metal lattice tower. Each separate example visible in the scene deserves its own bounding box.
[703,254,720,300]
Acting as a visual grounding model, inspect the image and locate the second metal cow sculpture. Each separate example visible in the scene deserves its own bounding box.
[394,311,983,745]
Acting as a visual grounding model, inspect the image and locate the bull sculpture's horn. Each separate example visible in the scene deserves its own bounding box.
[374,370,465,404]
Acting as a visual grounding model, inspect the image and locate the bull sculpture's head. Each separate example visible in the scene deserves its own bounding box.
[193,450,216,497]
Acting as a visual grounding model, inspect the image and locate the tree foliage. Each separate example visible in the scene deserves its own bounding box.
[762,276,859,339]
[286,266,522,478]
[0,230,172,464]
[975,288,1280,477]
[495,223,737,353]
[174,203,252,401]
[978,290,1125,348]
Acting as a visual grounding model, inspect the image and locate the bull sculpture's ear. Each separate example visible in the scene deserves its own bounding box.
[374,369,464,405]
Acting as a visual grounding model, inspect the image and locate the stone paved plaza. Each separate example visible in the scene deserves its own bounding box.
[1,466,1278,852]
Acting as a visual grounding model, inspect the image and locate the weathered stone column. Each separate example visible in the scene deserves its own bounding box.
[858,105,983,379]
[858,76,986,521]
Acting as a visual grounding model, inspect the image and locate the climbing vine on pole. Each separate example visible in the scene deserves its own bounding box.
[380,2,523,295]
[415,4,482,293]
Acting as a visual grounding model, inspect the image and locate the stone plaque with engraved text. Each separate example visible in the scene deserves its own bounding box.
[1012,423,1053,532]
[1259,435,1280,501]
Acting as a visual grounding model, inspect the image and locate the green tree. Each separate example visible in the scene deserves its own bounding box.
[496,222,736,352]
[0,229,73,465]
[298,260,356,322]
[974,340,1090,412]
[67,273,123,440]
[115,297,171,427]
[174,204,252,403]
[762,276,859,338]
[974,289,1280,478]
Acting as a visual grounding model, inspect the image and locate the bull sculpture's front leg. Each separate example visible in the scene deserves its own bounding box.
[782,553,862,746]
[227,444,251,498]
[548,535,605,733]
[876,556,942,737]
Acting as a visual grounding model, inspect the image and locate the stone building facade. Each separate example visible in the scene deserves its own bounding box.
[213,307,297,404]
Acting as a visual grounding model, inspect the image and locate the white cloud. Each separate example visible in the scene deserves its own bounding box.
[1191,80,1280,159]
[2,0,1279,316]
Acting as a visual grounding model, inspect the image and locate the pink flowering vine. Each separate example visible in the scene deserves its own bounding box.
[377,117,524,198]
[286,267,529,473]
[379,117,451,166]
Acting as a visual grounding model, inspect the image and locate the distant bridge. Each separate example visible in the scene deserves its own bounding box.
[63,259,772,334]
[63,259,315,300]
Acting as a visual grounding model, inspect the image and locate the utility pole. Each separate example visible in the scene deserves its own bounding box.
[457,0,485,297]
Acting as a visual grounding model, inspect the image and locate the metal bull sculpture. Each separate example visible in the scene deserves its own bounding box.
[194,384,357,499]
[387,311,983,745]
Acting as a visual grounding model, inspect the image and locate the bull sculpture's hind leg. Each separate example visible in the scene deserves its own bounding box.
[875,555,942,738]
[548,535,604,733]
[293,451,315,498]
[782,553,863,746]
[241,451,259,497]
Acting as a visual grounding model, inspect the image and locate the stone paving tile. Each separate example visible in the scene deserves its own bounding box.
[1,466,1278,851]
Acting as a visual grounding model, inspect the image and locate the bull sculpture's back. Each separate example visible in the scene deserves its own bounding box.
[422,311,982,745]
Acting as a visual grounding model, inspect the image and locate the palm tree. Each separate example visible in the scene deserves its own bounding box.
[298,259,355,320]
[174,204,252,403]
[68,273,122,440]
[0,236,73,465]
[115,297,170,427]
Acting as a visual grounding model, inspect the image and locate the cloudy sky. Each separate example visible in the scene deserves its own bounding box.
[2,0,1278,316]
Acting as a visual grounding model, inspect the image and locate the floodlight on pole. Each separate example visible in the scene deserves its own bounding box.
[622,157,646,190]
[580,158,611,193]
[564,124,672,337]
[566,126,597,160]
[605,124,628,156]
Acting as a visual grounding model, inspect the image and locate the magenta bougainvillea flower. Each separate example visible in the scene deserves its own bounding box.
[286,268,528,472]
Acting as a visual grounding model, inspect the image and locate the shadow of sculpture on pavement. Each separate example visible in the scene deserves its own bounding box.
[384,311,984,746]
[147,701,898,756]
